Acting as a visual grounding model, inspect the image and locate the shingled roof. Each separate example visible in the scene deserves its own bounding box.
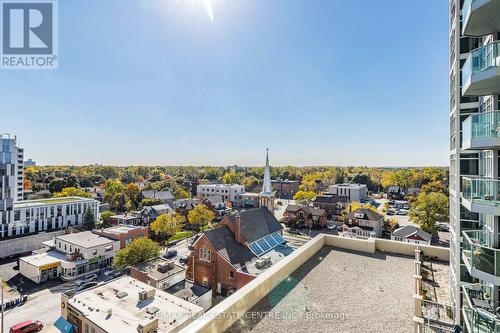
[344,208,384,221]
[313,195,349,204]
[285,205,326,217]
[203,225,256,269]
[226,207,283,244]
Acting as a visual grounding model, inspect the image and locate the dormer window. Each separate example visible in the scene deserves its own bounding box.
[354,213,365,219]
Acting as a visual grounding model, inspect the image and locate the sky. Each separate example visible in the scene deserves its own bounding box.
[1,0,449,167]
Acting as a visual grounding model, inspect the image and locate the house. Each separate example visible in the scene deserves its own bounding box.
[174,198,201,217]
[271,180,300,199]
[343,208,385,238]
[312,195,349,219]
[391,225,431,245]
[202,195,225,210]
[185,207,293,295]
[405,187,421,198]
[283,205,327,229]
[141,190,175,204]
[327,183,368,202]
[130,258,186,290]
[94,224,148,248]
[387,186,404,200]
[109,212,142,226]
[140,204,174,224]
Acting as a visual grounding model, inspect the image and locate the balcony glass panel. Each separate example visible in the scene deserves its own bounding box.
[462,177,500,208]
[462,284,500,332]
[462,41,500,87]
[462,230,500,277]
[462,111,500,146]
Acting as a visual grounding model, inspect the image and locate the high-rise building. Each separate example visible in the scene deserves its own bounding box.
[449,0,500,330]
[0,134,99,258]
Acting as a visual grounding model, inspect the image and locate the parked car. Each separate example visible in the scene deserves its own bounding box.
[164,249,178,259]
[326,223,336,230]
[75,281,98,292]
[10,320,43,333]
[387,208,397,215]
[399,209,408,215]
[436,222,450,232]
[75,273,97,286]
[336,225,343,232]
[179,255,189,264]
[103,269,115,279]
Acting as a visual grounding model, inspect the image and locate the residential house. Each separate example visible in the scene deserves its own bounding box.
[343,208,385,238]
[405,187,421,199]
[109,212,142,226]
[185,207,292,295]
[141,190,175,205]
[387,186,404,200]
[312,195,349,220]
[174,198,201,217]
[140,204,174,224]
[391,225,431,245]
[202,195,225,210]
[283,205,327,229]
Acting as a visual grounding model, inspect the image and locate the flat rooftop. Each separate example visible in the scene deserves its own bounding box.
[242,245,295,276]
[14,196,94,208]
[67,276,204,333]
[57,231,116,248]
[134,258,185,282]
[20,250,84,267]
[101,224,146,235]
[226,246,415,333]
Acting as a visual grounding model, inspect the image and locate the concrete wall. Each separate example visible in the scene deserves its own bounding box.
[0,230,64,258]
[179,234,449,333]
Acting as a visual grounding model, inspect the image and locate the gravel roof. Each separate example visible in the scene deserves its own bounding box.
[226,246,415,333]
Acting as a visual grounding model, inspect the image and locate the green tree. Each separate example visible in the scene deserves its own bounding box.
[83,207,96,230]
[421,180,448,196]
[114,238,161,268]
[173,187,190,199]
[99,210,114,228]
[409,192,449,234]
[293,190,317,205]
[222,171,243,184]
[140,198,163,207]
[150,212,185,244]
[54,187,92,198]
[104,179,124,210]
[187,204,215,232]
[124,183,141,209]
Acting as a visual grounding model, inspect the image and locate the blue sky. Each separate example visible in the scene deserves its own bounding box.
[1,0,448,167]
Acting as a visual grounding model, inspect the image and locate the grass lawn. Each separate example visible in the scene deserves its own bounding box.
[169,231,193,242]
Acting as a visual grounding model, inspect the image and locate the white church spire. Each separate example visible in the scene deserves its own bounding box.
[261,148,272,194]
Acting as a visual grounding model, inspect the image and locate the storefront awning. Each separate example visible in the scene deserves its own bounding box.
[54,316,74,333]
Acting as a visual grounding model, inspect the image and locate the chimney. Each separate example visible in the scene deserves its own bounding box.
[234,214,242,244]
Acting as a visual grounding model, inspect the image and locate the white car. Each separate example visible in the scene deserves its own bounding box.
[75,273,97,286]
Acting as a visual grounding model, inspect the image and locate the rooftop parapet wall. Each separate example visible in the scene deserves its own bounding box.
[180,234,450,333]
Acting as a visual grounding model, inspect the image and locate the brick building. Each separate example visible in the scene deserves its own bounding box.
[271,180,300,199]
[312,195,349,219]
[185,207,292,295]
[283,205,327,229]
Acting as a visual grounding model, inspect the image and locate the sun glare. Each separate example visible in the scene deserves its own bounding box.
[203,0,214,21]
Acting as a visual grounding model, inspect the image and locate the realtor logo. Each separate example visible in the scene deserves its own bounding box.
[1,0,58,69]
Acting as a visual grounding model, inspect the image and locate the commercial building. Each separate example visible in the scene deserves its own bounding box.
[271,180,300,199]
[61,276,204,333]
[94,224,148,248]
[327,183,368,202]
[130,258,186,291]
[196,184,245,204]
[449,0,500,330]
[19,231,120,283]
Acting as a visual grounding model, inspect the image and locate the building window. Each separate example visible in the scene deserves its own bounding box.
[229,271,235,279]
[200,246,211,262]
[92,249,97,255]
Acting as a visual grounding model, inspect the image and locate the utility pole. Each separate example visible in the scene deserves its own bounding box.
[1,277,4,333]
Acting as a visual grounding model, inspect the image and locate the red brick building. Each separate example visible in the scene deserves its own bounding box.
[186,207,290,295]
[93,225,148,249]
[283,205,327,229]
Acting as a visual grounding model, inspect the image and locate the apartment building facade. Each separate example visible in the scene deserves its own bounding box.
[449,0,500,330]
[196,184,245,204]
[327,183,368,202]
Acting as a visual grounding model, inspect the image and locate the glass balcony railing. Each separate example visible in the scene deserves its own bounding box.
[462,111,500,148]
[462,284,500,332]
[462,177,500,209]
[462,41,500,90]
[462,230,500,277]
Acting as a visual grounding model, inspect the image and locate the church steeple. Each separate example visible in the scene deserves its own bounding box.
[261,148,272,194]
